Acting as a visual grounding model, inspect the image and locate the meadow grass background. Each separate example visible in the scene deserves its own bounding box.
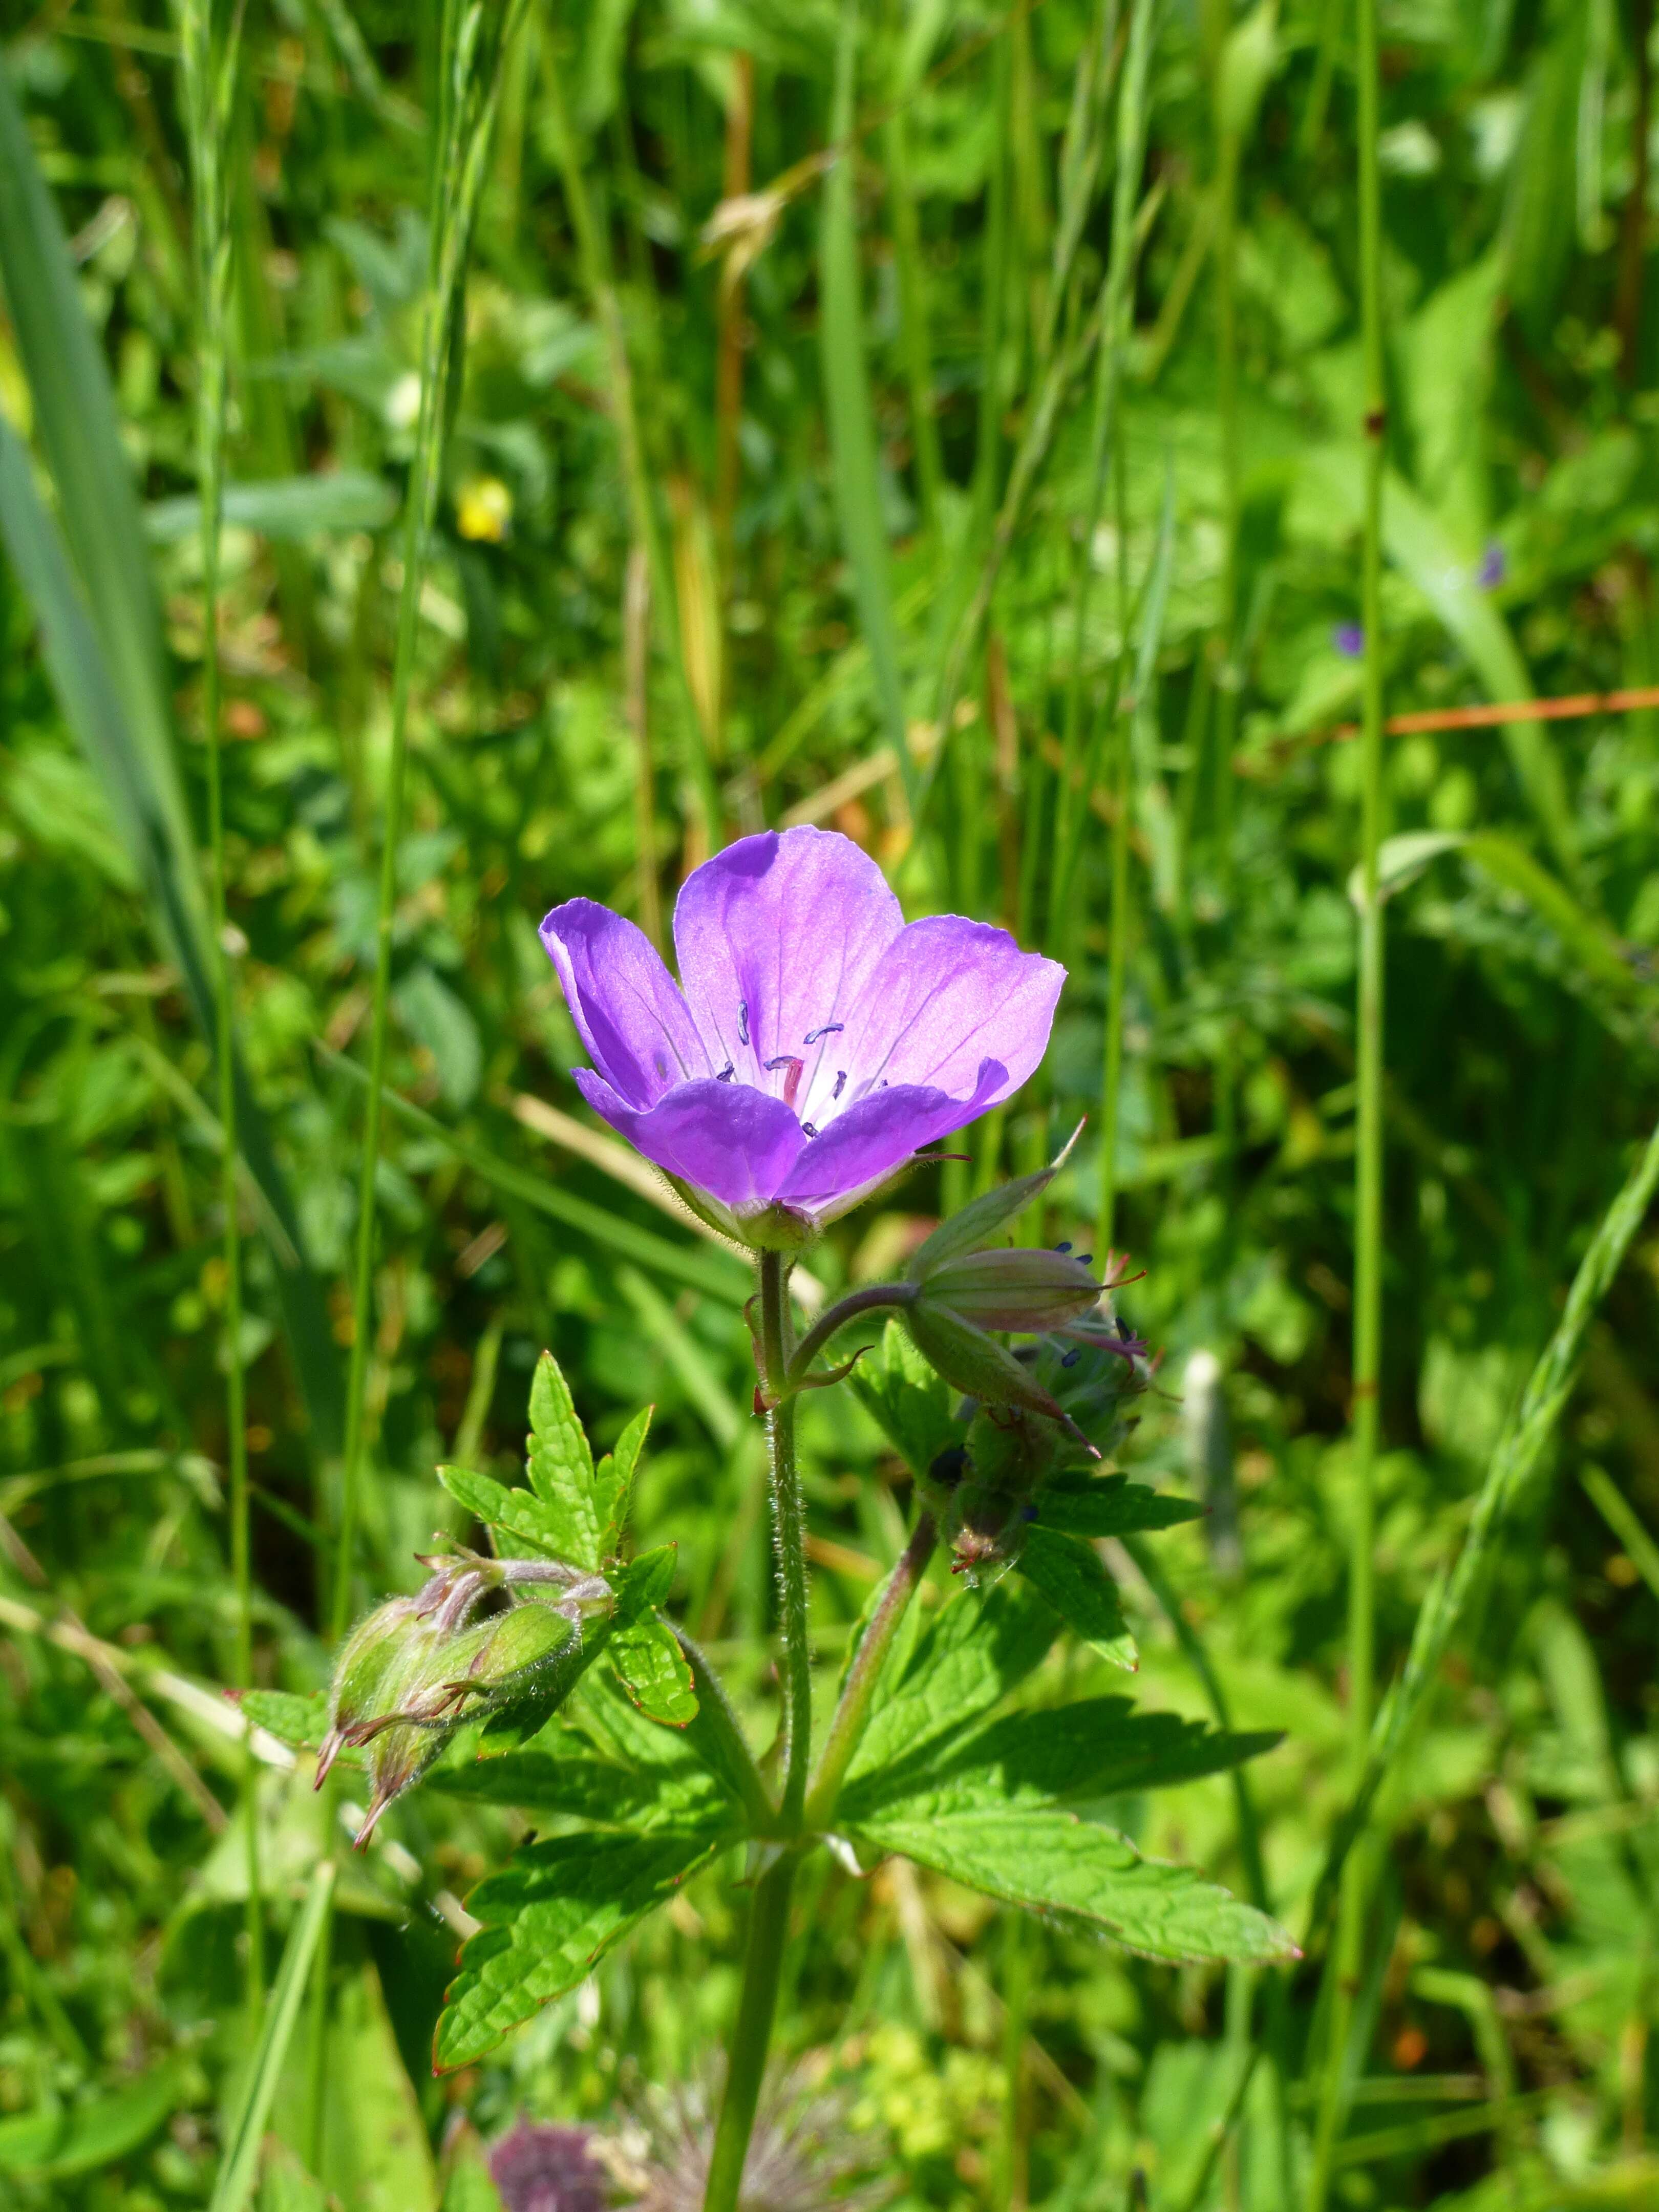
[4,0,1659,2203]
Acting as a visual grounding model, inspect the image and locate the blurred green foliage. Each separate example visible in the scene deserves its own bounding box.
[5,0,1659,2202]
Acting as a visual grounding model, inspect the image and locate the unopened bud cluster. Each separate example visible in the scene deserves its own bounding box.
[320,1546,612,1843]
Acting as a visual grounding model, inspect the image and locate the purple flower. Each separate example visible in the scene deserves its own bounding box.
[489,2122,607,2212]
[540,828,1064,1246]
[1332,622,1364,660]
[1477,540,1505,590]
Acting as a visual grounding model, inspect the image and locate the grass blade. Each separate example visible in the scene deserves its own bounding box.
[821,0,917,814]
[208,1860,336,2212]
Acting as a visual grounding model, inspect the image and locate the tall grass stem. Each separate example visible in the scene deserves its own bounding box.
[174,0,260,2017]
[1308,0,1387,2187]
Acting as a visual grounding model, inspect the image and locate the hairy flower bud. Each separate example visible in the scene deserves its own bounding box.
[901,1302,1078,1429]
[912,1246,1103,1333]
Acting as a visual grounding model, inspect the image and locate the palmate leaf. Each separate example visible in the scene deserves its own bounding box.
[432,1746,732,1834]
[853,1318,960,1481]
[595,1406,651,1560]
[436,1464,572,1560]
[844,1577,1058,1790]
[844,1806,1294,1966]
[435,1833,722,2071]
[1016,1525,1137,1671]
[1036,1471,1204,1539]
[526,1352,603,1569]
[840,1697,1280,1822]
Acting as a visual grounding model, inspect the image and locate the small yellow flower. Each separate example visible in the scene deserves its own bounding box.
[456,474,512,543]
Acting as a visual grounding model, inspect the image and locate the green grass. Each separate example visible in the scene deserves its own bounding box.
[4,0,1659,2205]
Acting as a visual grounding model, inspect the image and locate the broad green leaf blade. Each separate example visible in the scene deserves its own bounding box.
[0,2058,188,2180]
[853,1319,961,1482]
[144,472,398,543]
[613,1543,677,1615]
[1016,1526,1137,1670]
[594,1405,651,1558]
[210,1860,336,2212]
[1036,1472,1204,1539]
[847,1808,1294,1965]
[845,1577,1058,1790]
[437,1464,572,1560]
[432,1748,733,1833]
[842,1697,1280,1820]
[435,1834,719,2071]
[525,1352,601,1567]
[608,1615,697,1726]
[237,1688,333,1756]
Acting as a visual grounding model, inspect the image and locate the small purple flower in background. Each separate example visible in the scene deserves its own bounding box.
[490,2121,609,2212]
[541,827,1063,1246]
[1332,621,1364,660]
[1477,540,1505,590]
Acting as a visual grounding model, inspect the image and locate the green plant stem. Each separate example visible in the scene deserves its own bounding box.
[175,0,260,2019]
[701,1851,799,2212]
[1096,442,1134,1261]
[805,1509,937,1827]
[786,1282,913,1382]
[758,1251,811,1827]
[1308,0,1386,2185]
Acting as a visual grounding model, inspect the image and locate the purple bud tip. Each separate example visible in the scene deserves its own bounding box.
[1333,622,1364,660]
[1477,541,1505,589]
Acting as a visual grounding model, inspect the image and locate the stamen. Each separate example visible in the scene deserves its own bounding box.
[764,1054,805,1110]
[803,1023,845,1046]
[737,1001,749,1047]
[1055,1241,1073,1253]
[717,1062,735,1082]
[801,1122,819,1138]
[832,1070,846,1100]
[1060,1349,1082,1368]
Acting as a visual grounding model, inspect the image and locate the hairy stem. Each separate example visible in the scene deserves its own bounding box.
[672,1624,776,1832]
[786,1282,913,1384]
[702,1852,798,2212]
[805,1511,937,1829]
[758,1251,812,1828]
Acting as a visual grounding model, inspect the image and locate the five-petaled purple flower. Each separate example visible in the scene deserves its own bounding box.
[540,827,1064,1246]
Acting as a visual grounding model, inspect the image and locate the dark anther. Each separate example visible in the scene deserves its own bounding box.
[804,1023,845,1045]
[928,1444,970,1487]
[737,1001,749,1046]
[716,1061,735,1082]
[801,1122,819,1138]
[1060,1348,1082,1368]
[1055,1240,1073,1253]
[1116,1316,1135,1340]
[1364,406,1387,438]
[1077,1253,1093,1266]
[832,1070,846,1100]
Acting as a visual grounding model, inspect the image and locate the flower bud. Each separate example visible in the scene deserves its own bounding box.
[902,1303,1076,1429]
[913,1247,1102,1333]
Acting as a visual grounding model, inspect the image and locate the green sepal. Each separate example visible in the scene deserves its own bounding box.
[904,1126,1080,1276]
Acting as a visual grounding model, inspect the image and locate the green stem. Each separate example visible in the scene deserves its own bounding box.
[786,1282,913,1384]
[1308,0,1386,2185]
[758,1251,811,1828]
[1096,414,1134,1263]
[175,0,260,2020]
[804,1510,937,1828]
[701,1852,799,2212]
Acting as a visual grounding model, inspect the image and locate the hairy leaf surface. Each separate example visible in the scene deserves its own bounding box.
[436,1834,719,2070]
[845,1578,1057,1789]
[525,1351,603,1568]
[1036,1472,1204,1538]
[847,1808,1294,1965]
[1017,1525,1137,1670]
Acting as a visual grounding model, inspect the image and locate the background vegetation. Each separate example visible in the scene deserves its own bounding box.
[3,0,1659,2202]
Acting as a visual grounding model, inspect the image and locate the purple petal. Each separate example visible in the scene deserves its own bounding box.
[672,827,903,1088]
[841,918,1062,1108]
[541,900,710,1109]
[573,1071,805,1211]
[777,1064,1006,1216]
